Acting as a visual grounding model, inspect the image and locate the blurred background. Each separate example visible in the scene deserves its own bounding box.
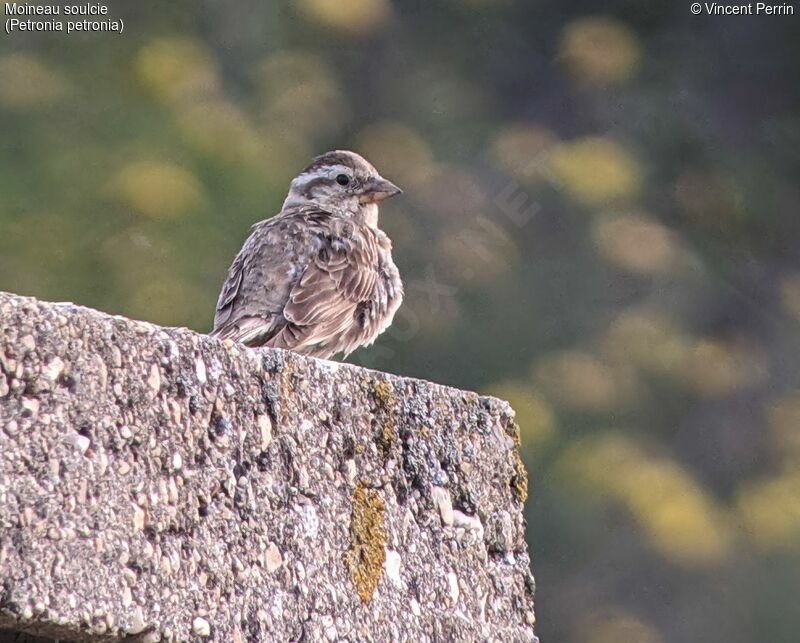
[1,1,799,641]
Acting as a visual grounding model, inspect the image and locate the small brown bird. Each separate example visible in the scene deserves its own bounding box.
[210,150,404,359]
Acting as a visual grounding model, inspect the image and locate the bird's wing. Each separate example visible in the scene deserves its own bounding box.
[211,214,309,344]
[283,230,378,344]
[213,252,245,329]
[211,209,381,355]
[276,221,380,354]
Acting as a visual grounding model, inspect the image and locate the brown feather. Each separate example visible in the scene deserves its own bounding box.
[210,203,403,359]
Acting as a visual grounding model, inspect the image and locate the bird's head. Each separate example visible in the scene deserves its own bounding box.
[283,150,402,226]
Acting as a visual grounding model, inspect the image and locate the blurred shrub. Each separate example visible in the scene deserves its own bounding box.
[558,432,732,566]
[126,277,209,328]
[591,213,687,275]
[109,161,206,219]
[0,54,67,109]
[603,309,692,376]
[603,310,768,397]
[437,216,517,286]
[558,16,642,86]
[767,392,800,459]
[175,99,264,165]
[534,351,636,411]
[295,0,393,35]
[683,337,768,398]
[411,164,488,221]
[780,274,800,322]
[491,124,557,183]
[576,608,663,643]
[674,171,745,230]
[548,138,641,207]
[255,50,349,140]
[356,122,436,188]
[737,470,800,552]
[134,36,219,104]
[484,380,556,450]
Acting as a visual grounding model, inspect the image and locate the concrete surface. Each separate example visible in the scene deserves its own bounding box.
[0,291,536,642]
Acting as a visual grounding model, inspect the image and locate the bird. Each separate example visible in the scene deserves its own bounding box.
[210,150,404,360]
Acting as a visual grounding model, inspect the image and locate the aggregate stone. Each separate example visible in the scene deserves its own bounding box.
[0,291,537,642]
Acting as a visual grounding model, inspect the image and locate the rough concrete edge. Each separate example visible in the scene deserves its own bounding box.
[0,290,532,642]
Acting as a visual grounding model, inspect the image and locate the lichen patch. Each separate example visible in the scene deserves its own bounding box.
[344,483,386,603]
[508,420,529,503]
[373,379,397,455]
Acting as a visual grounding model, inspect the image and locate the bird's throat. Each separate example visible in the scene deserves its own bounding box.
[357,203,379,228]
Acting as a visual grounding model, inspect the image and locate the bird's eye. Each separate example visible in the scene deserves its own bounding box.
[336,174,350,186]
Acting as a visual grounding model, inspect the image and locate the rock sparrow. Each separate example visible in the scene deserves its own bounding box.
[210,150,403,359]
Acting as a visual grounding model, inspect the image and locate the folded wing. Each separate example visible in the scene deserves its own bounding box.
[210,209,384,358]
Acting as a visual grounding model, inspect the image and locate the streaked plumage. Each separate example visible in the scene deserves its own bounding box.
[210,150,403,359]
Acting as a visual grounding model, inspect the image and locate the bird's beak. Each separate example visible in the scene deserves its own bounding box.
[359,176,402,204]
